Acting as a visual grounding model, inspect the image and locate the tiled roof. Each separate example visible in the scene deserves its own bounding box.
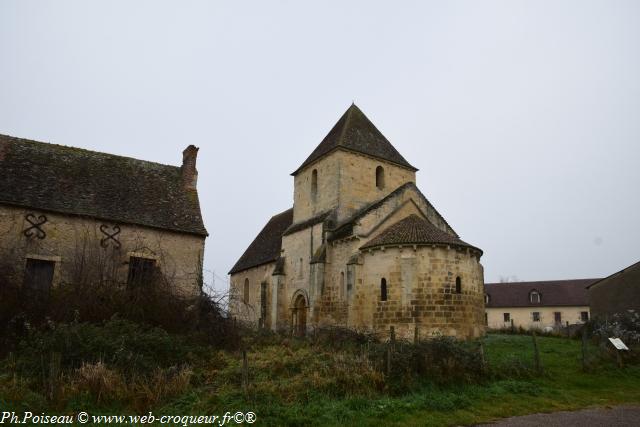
[291,104,417,175]
[328,182,457,242]
[359,214,481,253]
[484,279,600,308]
[228,208,293,274]
[283,210,333,236]
[0,134,207,236]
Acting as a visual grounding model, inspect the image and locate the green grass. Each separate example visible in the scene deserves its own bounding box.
[166,334,640,426]
[2,333,639,426]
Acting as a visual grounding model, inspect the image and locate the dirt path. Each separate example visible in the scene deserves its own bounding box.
[479,405,640,426]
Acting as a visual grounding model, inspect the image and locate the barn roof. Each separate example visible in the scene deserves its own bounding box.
[291,104,417,175]
[586,259,640,289]
[484,279,600,308]
[229,208,293,274]
[0,134,207,236]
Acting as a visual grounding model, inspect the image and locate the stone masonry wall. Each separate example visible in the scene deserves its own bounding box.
[293,155,340,224]
[0,204,205,296]
[335,151,416,222]
[293,150,415,224]
[354,246,485,339]
[229,262,274,327]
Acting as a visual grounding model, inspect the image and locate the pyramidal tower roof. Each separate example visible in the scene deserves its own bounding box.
[291,104,418,175]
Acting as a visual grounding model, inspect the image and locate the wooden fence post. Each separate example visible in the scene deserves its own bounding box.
[479,342,487,375]
[414,325,419,343]
[241,350,249,394]
[48,352,61,401]
[616,350,624,369]
[581,327,588,372]
[386,345,392,377]
[532,331,542,374]
[390,326,396,345]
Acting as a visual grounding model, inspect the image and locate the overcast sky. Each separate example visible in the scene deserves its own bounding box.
[1,1,639,291]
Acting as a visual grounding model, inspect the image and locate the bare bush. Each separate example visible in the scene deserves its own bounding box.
[74,361,124,403]
[0,234,239,352]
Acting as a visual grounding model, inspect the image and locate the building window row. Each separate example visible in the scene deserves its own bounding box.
[376,276,462,302]
[22,255,156,294]
[498,311,589,325]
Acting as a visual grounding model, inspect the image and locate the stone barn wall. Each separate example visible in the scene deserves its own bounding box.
[0,204,205,296]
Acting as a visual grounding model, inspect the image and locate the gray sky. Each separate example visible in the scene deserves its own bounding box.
[2,1,639,291]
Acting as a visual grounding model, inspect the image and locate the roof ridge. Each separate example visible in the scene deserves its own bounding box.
[0,133,180,170]
[337,104,355,147]
[485,278,601,286]
[228,207,294,274]
[329,182,458,240]
[271,207,294,219]
[360,212,481,253]
[291,104,417,175]
[585,259,640,289]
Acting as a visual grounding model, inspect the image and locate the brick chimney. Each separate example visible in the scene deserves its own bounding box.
[181,145,199,190]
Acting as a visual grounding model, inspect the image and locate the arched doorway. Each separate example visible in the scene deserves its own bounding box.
[292,294,308,336]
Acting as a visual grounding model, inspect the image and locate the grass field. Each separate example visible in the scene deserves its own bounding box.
[172,334,640,426]
[2,330,639,426]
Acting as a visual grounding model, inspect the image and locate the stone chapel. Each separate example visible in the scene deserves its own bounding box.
[229,104,485,339]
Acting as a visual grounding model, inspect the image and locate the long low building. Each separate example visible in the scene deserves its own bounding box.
[484,279,599,330]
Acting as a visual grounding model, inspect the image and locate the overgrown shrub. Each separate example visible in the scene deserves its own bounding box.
[0,318,202,411]
[0,257,239,357]
[364,337,485,392]
[592,310,640,344]
[591,311,640,364]
[13,318,201,378]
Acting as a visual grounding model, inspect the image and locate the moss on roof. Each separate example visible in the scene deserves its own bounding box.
[229,208,294,274]
[0,134,207,236]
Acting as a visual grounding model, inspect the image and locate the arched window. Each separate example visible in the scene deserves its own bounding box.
[529,290,541,304]
[311,169,318,201]
[485,293,490,304]
[380,278,387,301]
[340,271,345,300]
[455,276,462,294]
[243,278,249,304]
[376,166,385,189]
